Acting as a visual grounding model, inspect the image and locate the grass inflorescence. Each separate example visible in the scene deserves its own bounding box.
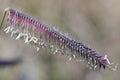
[0,7,118,71]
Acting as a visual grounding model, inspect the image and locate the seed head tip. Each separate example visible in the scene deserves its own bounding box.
[5,7,10,12]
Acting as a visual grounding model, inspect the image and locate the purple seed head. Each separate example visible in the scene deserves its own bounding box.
[2,8,118,71]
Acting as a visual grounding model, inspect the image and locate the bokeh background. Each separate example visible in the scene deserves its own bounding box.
[0,0,120,80]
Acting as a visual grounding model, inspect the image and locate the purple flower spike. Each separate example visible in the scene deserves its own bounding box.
[2,7,118,71]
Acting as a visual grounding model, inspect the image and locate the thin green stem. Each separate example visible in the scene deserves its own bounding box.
[0,8,9,30]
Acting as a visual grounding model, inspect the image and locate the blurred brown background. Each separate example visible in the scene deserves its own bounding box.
[0,0,120,80]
